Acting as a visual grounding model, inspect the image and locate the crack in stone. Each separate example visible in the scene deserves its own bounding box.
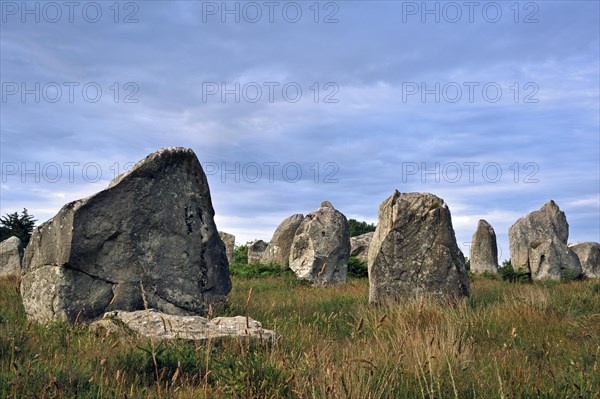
[62,263,118,285]
[152,290,202,314]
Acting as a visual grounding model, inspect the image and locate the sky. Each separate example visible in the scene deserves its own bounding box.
[1,0,599,261]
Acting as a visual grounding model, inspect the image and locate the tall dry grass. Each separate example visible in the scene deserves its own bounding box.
[1,274,599,398]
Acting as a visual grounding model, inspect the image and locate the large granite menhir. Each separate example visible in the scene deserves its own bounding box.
[508,201,581,280]
[368,191,470,303]
[21,148,231,324]
[289,201,350,285]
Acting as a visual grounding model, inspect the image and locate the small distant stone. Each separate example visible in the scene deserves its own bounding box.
[248,240,268,264]
[0,236,23,277]
[219,231,235,265]
[261,214,304,268]
[470,220,499,274]
[350,232,374,264]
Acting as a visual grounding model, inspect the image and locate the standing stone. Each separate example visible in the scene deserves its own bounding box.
[508,201,582,280]
[350,232,374,264]
[219,231,235,265]
[247,240,268,264]
[368,191,470,304]
[470,220,499,274]
[21,147,232,324]
[0,236,23,277]
[261,214,304,268]
[288,201,350,285]
[569,242,600,279]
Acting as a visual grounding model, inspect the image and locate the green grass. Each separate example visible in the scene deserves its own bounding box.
[229,262,295,279]
[1,274,599,398]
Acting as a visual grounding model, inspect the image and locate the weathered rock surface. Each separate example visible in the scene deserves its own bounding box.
[247,240,268,264]
[470,220,499,274]
[368,191,470,303]
[508,201,582,280]
[350,232,374,264]
[219,231,235,265]
[288,201,350,285]
[569,242,600,279]
[261,214,304,268]
[21,147,231,324]
[0,236,23,277]
[90,309,277,343]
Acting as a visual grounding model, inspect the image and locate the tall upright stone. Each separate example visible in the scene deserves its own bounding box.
[289,201,350,285]
[219,231,235,265]
[247,240,268,264]
[470,220,499,274]
[508,201,582,280]
[261,214,304,268]
[368,191,470,304]
[0,236,23,277]
[569,242,600,279]
[21,147,231,324]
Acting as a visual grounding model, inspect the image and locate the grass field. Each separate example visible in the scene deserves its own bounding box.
[1,274,599,398]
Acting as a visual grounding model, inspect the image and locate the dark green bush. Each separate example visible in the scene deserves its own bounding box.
[499,260,531,283]
[229,262,293,279]
[232,245,248,264]
[348,257,368,278]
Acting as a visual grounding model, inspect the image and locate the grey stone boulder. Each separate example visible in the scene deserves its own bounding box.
[219,231,235,265]
[508,201,582,280]
[350,232,374,264]
[368,191,470,304]
[288,201,350,285]
[247,240,268,264]
[0,236,23,277]
[569,242,600,279]
[90,309,277,343]
[470,220,499,274]
[21,147,231,324]
[261,214,304,268]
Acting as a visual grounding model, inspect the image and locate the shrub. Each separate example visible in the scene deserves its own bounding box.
[499,260,531,283]
[347,256,368,278]
[232,245,248,264]
[229,262,293,279]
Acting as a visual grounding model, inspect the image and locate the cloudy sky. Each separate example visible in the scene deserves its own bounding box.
[1,0,598,260]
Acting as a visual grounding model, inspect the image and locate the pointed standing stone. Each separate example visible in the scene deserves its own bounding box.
[368,191,470,304]
[289,201,350,285]
[470,220,499,274]
[508,201,582,280]
[21,147,231,324]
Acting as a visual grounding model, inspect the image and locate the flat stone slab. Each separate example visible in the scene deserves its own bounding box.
[90,309,277,343]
